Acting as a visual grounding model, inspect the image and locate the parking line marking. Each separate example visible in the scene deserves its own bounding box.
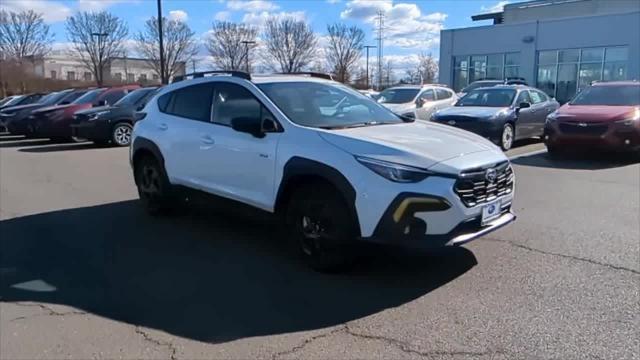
[508,149,547,160]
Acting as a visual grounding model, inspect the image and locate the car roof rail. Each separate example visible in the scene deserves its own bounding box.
[424,83,451,88]
[172,70,251,83]
[275,72,334,80]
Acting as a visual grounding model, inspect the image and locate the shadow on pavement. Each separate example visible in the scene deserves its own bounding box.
[0,200,476,343]
[0,139,53,148]
[18,142,102,153]
[511,150,639,170]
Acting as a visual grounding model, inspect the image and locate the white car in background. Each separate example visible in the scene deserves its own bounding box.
[377,85,458,121]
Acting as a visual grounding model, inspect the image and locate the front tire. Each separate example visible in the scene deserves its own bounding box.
[112,123,133,147]
[285,184,356,272]
[134,155,176,216]
[500,123,515,151]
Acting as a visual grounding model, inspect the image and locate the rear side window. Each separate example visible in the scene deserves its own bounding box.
[212,83,270,126]
[161,83,215,122]
[419,89,435,101]
[436,88,452,100]
[530,90,548,103]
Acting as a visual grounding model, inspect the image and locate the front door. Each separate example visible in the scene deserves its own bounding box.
[202,82,281,211]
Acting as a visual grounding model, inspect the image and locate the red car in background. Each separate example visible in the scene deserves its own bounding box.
[27,84,140,142]
[544,81,640,155]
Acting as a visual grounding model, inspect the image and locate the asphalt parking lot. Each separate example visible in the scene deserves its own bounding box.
[1,135,638,360]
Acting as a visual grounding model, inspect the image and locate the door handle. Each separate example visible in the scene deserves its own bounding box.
[201,135,215,145]
[157,123,168,131]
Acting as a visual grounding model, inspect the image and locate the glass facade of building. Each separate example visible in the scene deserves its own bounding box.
[453,52,521,91]
[536,46,628,103]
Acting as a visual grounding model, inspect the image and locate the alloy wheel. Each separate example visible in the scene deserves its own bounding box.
[139,164,162,202]
[114,124,132,146]
[502,125,514,150]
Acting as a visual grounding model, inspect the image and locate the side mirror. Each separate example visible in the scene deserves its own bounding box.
[415,98,424,107]
[518,102,531,109]
[262,117,278,132]
[136,103,146,111]
[231,117,264,138]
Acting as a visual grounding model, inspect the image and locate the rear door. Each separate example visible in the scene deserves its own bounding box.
[435,88,457,112]
[415,89,436,120]
[529,89,555,136]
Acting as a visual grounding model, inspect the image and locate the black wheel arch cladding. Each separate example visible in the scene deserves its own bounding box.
[131,137,166,177]
[276,156,361,237]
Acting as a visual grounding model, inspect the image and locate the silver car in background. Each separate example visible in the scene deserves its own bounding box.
[377,85,458,121]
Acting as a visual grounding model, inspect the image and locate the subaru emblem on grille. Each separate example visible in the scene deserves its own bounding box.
[448,120,456,125]
[485,168,497,182]
[578,122,587,127]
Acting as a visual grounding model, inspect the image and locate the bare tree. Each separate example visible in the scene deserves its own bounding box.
[65,11,128,86]
[326,23,364,83]
[0,10,53,59]
[136,16,197,81]
[405,52,438,84]
[205,21,257,71]
[263,17,317,73]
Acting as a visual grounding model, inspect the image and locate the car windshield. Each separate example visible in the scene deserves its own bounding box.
[456,88,516,107]
[115,88,156,107]
[461,81,502,93]
[258,82,404,129]
[72,88,105,104]
[570,85,640,106]
[376,88,419,104]
[39,91,71,106]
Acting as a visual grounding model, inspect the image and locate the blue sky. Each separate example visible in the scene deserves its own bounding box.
[1,0,517,71]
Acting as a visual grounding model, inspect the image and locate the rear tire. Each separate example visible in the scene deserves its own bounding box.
[285,183,356,272]
[500,123,515,151]
[134,155,177,216]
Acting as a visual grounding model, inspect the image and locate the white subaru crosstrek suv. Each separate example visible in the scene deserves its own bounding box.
[377,85,458,121]
[130,71,515,271]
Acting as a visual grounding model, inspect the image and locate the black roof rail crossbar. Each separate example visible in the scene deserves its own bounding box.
[172,70,251,83]
[276,72,334,80]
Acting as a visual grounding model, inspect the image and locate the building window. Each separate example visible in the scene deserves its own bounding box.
[67,71,75,81]
[139,74,147,82]
[535,46,628,103]
[452,52,520,91]
[127,73,135,83]
[50,70,57,79]
[84,72,92,81]
[152,74,159,81]
[114,73,122,81]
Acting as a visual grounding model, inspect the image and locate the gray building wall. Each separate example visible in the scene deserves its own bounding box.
[503,0,640,24]
[439,10,640,93]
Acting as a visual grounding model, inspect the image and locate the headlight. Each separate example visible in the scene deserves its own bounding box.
[355,156,432,183]
[89,110,110,120]
[614,108,639,126]
[546,111,559,123]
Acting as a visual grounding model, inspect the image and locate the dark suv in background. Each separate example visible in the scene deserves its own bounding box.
[2,89,88,136]
[27,85,140,142]
[544,81,640,155]
[71,86,158,146]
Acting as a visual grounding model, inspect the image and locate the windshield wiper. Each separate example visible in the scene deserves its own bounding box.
[320,121,397,130]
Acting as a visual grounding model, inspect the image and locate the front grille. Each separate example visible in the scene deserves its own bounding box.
[559,122,608,136]
[454,161,514,207]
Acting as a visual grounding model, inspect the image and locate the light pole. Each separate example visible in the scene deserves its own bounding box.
[241,40,256,73]
[91,32,108,85]
[364,45,376,89]
[156,0,166,84]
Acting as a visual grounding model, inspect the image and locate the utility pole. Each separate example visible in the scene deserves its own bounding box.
[241,40,256,73]
[156,0,166,84]
[91,32,108,86]
[375,10,385,91]
[364,45,376,89]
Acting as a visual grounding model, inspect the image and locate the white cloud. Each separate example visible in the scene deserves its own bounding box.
[227,0,279,12]
[0,0,72,23]
[342,1,447,49]
[481,1,509,13]
[214,10,231,21]
[169,10,188,22]
[242,10,306,27]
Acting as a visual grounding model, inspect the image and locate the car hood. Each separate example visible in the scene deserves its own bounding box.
[555,104,637,123]
[0,103,42,114]
[434,106,509,119]
[318,121,503,171]
[379,102,415,114]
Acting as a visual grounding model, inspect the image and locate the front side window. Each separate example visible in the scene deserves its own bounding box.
[258,82,403,129]
[164,83,214,121]
[570,85,640,106]
[515,90,532,105]
[457,89,516,107]
[212,83,272,127]
[376,88,420,104]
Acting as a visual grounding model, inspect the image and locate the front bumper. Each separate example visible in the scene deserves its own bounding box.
[545,121,640,151]
[71,120,110,141]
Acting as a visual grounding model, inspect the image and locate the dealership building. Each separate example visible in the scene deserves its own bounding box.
[438,0,640,103]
